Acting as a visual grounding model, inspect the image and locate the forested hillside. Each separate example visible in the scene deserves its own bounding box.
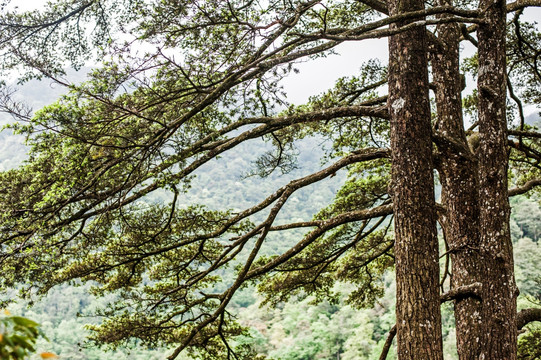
[1,121,540,359]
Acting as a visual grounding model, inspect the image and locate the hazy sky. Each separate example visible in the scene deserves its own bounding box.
[282,39,389,104]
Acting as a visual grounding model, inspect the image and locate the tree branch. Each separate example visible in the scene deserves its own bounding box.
[295,6,481,42]
[378,324,397,360]
[0,1,96,31]
[507,0,541,12]
[246,203,394,280]
[509,130,541,139]
[460,0,541,41]
[440,282,483,302]
[509,140,541,162]
[509,179,541,196]
[517,308,541,329]
[357,0,389,14]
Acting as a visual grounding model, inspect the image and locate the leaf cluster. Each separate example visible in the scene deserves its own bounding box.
[0,312,50,359]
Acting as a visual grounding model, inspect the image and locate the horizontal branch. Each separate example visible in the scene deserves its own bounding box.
[243,104,389,123]
[317,16,484,42]
[462,0,541,40]
[509,178,541,196]
[296,6,481,43]
[517,308,541,329]
[357,0,389,14]
[507,0,541,12]
[509,130,541,139]
[440,282,482,302]
[247,203,394,280]
[509,140,541,162]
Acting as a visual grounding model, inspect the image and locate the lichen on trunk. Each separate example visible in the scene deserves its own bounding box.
[387,0,444,358]
[477,0,518,357]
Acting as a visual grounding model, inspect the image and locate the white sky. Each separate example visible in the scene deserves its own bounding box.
[282,39,389,104]
[5,0,47,11]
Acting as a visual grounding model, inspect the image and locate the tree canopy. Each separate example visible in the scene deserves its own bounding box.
[0,0,541,359]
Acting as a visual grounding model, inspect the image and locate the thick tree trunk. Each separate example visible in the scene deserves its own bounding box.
[477,0,518,358]
[430,5,484,359]
[387,0,443,358]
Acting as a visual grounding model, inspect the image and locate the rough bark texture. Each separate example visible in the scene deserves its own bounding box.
[388,0,443,358]
[517,308,541,330]
[477,0,518,358]
[430,3,484,358]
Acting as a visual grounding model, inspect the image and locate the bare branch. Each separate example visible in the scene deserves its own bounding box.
[509,178,541,196]
[357,0,389,14]
[440,282,483,303]
[378,324,397,360]
[507,0,541,12]
[509,130,541,139]
[507,78,526,146]
[517,308,541,329]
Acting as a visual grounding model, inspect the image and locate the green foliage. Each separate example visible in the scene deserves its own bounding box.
[0,311,52,360]
[0,0,145,80]
[256,220,393,308]
[316,159,390,219]
[518,325,541,360]
[462,89,478,121]
[0,192,539,359]
[333,231,393,308]
[246,295,383,360]
[5,283,170,359]
[239,274,398,360]
[514,237,541,300]
[511,196,541,242]
[0,0,540,358]
[461,53,478,77]
[0,2,395,354]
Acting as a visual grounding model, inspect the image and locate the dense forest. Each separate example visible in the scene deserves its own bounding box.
[1,129,541,359]
[1,0,541,359]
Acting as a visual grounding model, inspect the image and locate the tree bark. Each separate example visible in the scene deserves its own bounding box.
[430,2,484,358]
[517,308,541,330]
[477,0,518,357]
[388,0,443,358]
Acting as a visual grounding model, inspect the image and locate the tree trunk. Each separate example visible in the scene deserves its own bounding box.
[430,4,484,358]
[477,0,518,357]
[388,0,444,358]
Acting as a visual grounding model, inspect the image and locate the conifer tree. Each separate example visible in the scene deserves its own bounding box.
[1,1,540,359]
